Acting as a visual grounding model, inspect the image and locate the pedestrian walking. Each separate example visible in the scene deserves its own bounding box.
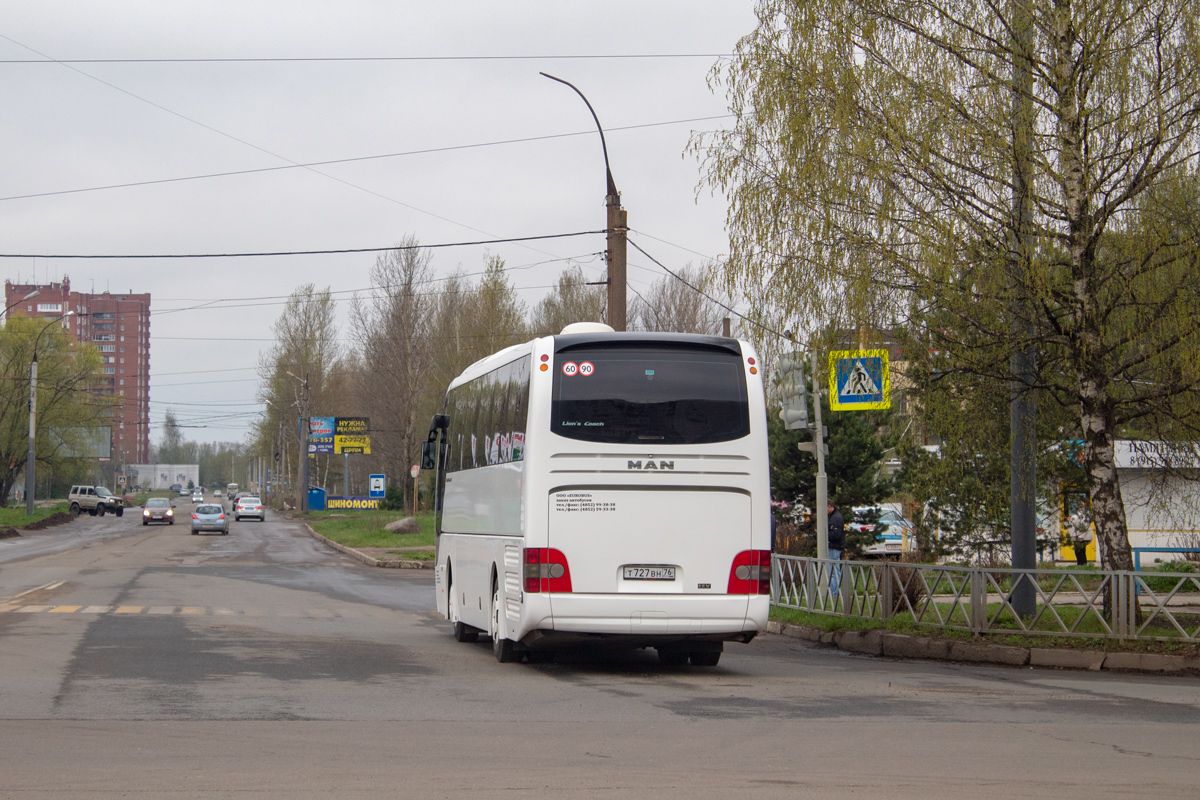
[827,501,845,599]
[1069,506,1093,566]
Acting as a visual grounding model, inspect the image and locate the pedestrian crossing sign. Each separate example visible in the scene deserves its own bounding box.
[829,349,890,411]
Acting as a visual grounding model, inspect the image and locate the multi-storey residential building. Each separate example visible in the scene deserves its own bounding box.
[4,277,151,463]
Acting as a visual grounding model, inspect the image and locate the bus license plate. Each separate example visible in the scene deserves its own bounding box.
[623,566,676,581]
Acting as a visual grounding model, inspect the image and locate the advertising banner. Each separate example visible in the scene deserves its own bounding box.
[334,417,371,454]
[308,416,335,454]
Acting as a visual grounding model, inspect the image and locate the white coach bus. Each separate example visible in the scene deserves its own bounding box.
[421,323,771,665]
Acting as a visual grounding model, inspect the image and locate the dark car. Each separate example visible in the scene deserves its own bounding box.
[142,497,174,526]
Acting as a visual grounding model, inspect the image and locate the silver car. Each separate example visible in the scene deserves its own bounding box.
[235,496,265,522]
[191,503,229,535]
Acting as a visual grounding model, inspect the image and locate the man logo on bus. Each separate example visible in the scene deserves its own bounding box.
[563,362,578,376]
[628,460,675,470]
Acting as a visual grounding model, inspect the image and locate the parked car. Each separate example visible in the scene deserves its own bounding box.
[849,505,914,558]
[67,485,125,517]
[191,504,229,535]
[142,497,174,525]
[168,483,183,495]
[235,495,265,522]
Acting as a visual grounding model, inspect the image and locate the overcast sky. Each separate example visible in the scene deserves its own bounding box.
[1,1,757,445]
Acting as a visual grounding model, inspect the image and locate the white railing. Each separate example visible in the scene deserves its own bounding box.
[771,555,1200,642]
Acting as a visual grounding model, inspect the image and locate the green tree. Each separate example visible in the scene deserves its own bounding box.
[769,394,895,556]
[0,316,112,505]
[694,0,1200,573]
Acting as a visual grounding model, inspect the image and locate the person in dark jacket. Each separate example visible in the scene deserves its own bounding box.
[827,502,845,599]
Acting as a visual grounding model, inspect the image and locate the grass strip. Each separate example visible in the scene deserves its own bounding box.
[306,510,435,549]
[0,503,70,528]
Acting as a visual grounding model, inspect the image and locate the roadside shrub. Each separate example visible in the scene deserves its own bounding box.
[379,484,405,512]
[888,554,928,614]
[1141,561,1198,594]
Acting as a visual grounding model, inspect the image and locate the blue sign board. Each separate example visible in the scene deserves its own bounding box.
[308,416,335,454]
[369,474,386,499]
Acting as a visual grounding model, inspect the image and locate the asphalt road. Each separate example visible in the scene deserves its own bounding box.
[1,503,1198,799]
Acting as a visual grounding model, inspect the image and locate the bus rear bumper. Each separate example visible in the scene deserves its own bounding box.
[529,593,767,640]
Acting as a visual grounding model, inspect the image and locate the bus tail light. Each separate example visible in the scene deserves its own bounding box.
[523,548,573,593]
[728,550,772,595]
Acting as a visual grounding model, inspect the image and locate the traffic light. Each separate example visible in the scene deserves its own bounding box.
[776,352,809,430]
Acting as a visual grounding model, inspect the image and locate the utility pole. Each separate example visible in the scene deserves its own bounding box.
[1010,2,1037,617]
[541,72,627,330]
[606,180,628,332]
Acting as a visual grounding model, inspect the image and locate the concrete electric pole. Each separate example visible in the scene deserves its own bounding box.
[541,72,627,330]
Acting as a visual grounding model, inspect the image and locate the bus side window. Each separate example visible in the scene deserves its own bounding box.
[493,361,513,463]
[510,356,530,461]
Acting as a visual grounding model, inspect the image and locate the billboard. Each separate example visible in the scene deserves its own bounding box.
[306,417,371,455]
[308,416,335,455]
[334,417,371,454]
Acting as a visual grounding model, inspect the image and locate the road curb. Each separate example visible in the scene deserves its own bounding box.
[303,524,433,570]
[766,620,1198,676]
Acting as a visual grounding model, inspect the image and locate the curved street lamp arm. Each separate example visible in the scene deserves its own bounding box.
[540,72,618,197]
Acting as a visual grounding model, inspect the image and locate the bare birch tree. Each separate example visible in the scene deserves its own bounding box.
[629,263,726,334]
[530,265,606,336]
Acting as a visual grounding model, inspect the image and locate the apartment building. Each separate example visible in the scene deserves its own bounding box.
[4,277,151,463]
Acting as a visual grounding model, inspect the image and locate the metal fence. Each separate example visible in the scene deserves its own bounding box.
[771,555,1200,642]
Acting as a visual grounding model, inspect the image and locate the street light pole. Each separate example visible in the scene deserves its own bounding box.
[286,372,310,512]
[26,311,75,514]
[540,72,627,331]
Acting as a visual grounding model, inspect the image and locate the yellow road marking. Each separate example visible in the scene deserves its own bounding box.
[48,606,81,613]
[114,606,143,614]
[180,607,205,615]
[0,604,17,613]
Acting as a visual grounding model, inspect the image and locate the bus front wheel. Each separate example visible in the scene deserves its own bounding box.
[491,581,519,663]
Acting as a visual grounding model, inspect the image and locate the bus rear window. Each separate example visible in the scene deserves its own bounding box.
[551,345,749,445]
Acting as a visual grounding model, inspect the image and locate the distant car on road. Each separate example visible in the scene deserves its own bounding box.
[191,504,229,535]
[142,497,174,525]
[191,490,204,503]
[235,496,265,522]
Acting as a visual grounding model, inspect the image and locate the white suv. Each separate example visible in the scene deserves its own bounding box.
[68,485,126,517]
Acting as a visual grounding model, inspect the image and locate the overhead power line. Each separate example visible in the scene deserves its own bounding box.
[0,53,732,65]
[0,116,732,204]
[0,230,602,260]
[627,238,790,341]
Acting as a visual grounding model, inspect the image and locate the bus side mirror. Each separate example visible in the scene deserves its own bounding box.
[420,441,437,471]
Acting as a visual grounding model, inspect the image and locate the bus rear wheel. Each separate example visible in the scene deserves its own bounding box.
[491,582,519,663]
